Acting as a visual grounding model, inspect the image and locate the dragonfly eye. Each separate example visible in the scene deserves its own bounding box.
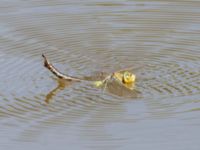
[123,72,130,82]
[125,71,130,76]
[122,71,136,84]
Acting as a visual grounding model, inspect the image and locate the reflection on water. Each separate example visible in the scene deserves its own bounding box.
[44,79,71,104]
[0,0,200,150]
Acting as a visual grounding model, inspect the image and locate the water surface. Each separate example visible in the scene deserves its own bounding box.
[0,0,200,150]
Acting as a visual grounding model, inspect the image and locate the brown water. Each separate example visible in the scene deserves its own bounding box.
[0,0,200,150]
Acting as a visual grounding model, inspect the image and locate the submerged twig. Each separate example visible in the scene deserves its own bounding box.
[42,54,81,82]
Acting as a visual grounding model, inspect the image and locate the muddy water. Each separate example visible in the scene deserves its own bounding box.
[0,0,200,150]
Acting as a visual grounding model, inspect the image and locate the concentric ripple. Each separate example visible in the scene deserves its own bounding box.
[0,0,200,150]
[135,51,200,98]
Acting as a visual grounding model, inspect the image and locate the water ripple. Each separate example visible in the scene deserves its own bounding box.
[0,0,200,149]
